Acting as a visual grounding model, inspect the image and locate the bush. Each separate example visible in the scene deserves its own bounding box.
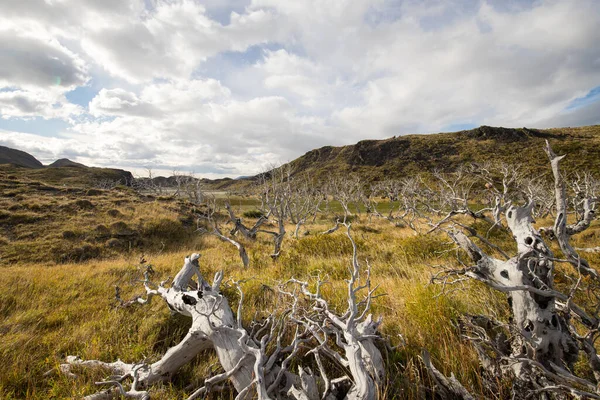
[75,199,94,209]
[0,211,41,225]
[62,230,77,239]
[243,209,264,218]
[53,243,102,263]
[105,238,124,249]
[140,218,185,242]
[94,224,110,238]
[332,215,356,223]
[107,209,123,218]
[110,221,136,236]
[85,189,103,196]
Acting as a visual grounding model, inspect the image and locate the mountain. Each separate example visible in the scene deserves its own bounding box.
[0,146,44,169]
[0,147,134,187]
[48,158,87,168]
[278,125,600,181]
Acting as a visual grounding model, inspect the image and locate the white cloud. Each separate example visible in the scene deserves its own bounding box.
[89,88,160,117]
[75,81,331,175]
[0,22,88,120]
[80,1,287,83]
[0,89,83,120]
[0,26,88,90]
[0,0,599,177]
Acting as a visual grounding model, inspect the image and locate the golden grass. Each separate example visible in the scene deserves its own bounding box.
[4,172,596,399]
[0,214,511,399]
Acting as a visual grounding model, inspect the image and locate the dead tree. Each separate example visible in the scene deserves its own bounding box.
[357,184,385,223]
[392,177,430,232]
[131,168,165,195]
[61,225,385,400]
[428,142,600,399]
[332,175,362,223]
[286,178,321,238]
[198,198,250,268]
[257,166,290,259]
[180,175,204,205]
[225,200,269,240]
[424,167,506,237]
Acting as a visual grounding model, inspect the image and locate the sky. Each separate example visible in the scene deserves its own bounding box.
[0,0,599,178]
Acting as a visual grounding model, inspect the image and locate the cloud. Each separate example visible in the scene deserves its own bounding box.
[0,89,83,120]
[0,0,599,177]
[74,81,332,175]
[0,22,88,120]
[80,1,287,83]
[89,88,160,118]
[0,25,88,91]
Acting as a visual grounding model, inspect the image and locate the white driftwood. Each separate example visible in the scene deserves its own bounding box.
[544,141,597,278]
[65,225,385,400]
[431,142,600,398]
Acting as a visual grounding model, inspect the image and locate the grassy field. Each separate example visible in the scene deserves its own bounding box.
[1,171,599,399]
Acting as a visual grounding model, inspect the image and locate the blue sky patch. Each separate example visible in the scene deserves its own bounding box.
[0,117,70,137]
[443,122,478,132]
[566,86,600,111]
[65,85,100,108]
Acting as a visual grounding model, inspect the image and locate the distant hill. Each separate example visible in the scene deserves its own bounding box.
[275,125,600,182]
[4,125,600,191]
[0,164,134,188]
[0,146,44,169]
[48,158,87,168]
[0,146,133,187]
[138,175,243,192]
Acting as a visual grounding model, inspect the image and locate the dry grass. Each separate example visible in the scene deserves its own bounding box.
[3,175,596,399]
[0,176,205,266]
[0,211,510,399]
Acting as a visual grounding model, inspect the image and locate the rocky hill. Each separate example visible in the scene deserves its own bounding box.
[0,146,44,169]
[48,158,87,168]
[0,146,133,187]
[279,125,600,181]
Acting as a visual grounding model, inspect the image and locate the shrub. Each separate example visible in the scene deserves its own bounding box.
[110,221,136,236]
[0,212,41,225]
[107,209,123,218]
[94,224,110,237]
[356,225,381,234]
[140,218,186,242]
[75,199,94,209]
[62,230,77,239]
[85,189,103,196]
[243,209,264,218]
[53,243,102,263]
[105,238,124,249]
[332,215,356,223]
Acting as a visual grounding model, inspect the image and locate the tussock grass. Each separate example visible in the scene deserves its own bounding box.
[3,174,586,399]
[0,214,508,399]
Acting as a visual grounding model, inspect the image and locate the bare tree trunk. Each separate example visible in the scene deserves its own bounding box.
[63,226,385,400]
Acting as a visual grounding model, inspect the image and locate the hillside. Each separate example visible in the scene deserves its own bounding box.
[281,125,600,181]
[0,146,44,169]
[0,147,134,188]
[3,125,600,191]
[2,126,600,399]
[47,158,87,168]
[0,164,134,188]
